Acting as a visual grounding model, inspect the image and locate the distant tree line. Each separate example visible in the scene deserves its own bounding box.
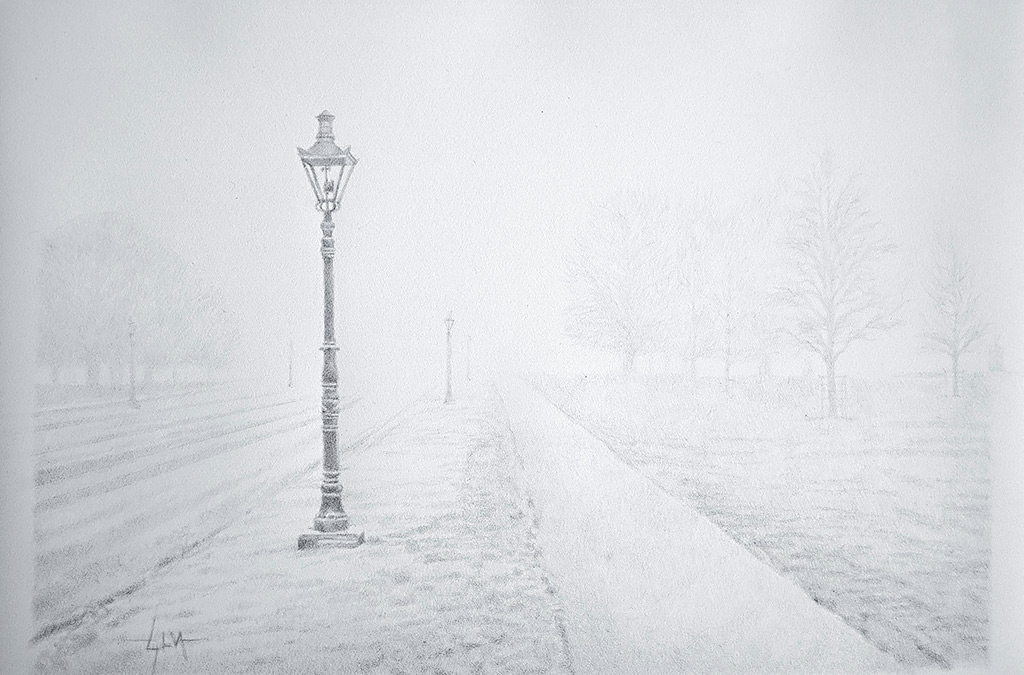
[38,212,238,390]
[565,153,989,413]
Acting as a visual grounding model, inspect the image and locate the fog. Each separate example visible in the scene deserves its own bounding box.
[3,1,1022,396]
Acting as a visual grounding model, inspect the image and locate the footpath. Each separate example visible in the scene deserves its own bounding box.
[37,379,912,674]
[498,379,901,675]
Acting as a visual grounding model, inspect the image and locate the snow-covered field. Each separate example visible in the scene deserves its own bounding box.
[31,375,995,672]
[31,382,419,648]
[533,372,992,670]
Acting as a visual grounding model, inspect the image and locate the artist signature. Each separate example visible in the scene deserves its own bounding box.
[128,616,203,674]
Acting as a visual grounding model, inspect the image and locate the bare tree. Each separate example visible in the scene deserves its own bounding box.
[775,154,900,417]
[38,213,238,390]
[922,226,987,397]
[987,331,1005,373]
[565,193,675,375]
[706,202,777,393]
[664,195,728,379]
[749,188,791,388]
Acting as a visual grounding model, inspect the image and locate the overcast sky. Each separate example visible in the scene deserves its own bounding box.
[2,0,1022,393]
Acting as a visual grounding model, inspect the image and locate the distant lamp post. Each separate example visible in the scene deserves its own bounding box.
[288,339,294,389]
[127,318,140,409]
[445,311,455,403]
[296,110,363,550]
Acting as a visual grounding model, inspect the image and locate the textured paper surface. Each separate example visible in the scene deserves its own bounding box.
[2,2,1022,673]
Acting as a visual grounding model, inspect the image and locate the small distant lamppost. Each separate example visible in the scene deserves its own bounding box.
[445,311,454,403]
[296,110,363,550]
[127,318,140,409]
[288,339,294,389]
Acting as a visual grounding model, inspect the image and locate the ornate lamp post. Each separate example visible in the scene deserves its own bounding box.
[296,110,363,550]
[444,311,454,403]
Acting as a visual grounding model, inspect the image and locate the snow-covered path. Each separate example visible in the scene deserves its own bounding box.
[498,378,899,674]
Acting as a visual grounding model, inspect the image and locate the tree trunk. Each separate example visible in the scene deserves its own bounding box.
[952,352,960,398]
[622,350,636,376]
[826,358,837,418]
[86,361,100,390]
[988,341,1004,373]
[758,352,771,389]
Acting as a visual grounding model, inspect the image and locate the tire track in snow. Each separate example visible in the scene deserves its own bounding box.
[35,407,321,511]
[35,396,313,481]
[32,390,428,647]
[33,385,239,431]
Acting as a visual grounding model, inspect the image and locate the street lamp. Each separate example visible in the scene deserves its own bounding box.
[445,311,454,403]
[296,110,363,550]
[127,318,140,409]
[288,339,294,389]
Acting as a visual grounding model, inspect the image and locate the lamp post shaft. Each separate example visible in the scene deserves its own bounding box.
[314,210,348,532]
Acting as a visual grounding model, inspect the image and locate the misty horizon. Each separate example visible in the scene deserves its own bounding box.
[4,1,1021,403]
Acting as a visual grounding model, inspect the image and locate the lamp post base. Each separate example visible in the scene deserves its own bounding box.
[297,530,365,550]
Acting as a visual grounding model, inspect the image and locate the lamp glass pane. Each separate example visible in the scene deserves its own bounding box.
[302,161,325,204]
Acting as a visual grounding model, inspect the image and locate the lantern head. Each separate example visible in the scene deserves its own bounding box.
[298,110,358,213]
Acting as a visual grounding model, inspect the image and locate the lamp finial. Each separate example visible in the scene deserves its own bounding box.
[316,111,335,141]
